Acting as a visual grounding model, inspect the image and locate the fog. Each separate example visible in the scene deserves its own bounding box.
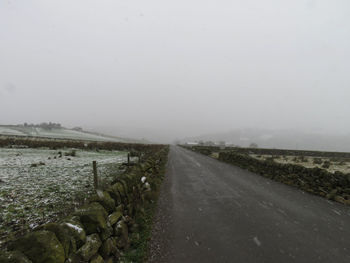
[1,0,349,144]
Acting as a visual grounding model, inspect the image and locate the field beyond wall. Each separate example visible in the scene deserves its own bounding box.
[0,147,127,247]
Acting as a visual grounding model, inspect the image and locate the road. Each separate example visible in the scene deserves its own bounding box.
[149,146,350,263]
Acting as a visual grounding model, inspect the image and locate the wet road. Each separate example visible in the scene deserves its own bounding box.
[149,146,350,263]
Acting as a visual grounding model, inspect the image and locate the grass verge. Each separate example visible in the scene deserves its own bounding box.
[121,201,159,262]
[121,152,168,262]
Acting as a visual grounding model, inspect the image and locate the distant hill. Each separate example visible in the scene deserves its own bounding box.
[182,128,350,152]
[0,125,140,143]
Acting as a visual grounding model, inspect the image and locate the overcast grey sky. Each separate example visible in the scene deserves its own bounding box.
[1,0,349,141]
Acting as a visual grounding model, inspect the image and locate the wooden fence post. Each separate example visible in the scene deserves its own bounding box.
[93,161,98,190]
[127,153,130,165]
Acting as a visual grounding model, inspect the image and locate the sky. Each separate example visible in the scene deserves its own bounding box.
[0,0,350,142]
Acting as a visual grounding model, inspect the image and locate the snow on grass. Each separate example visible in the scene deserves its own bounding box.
[250,154,350,174]
[0,147,127,246]
[34,128,112,141]
[0,127,25,136]
[0,126,125,142]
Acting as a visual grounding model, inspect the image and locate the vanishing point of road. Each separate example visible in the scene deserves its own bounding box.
[149,146,350,263]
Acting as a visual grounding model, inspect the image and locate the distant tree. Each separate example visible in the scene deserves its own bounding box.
[249,142,258,148]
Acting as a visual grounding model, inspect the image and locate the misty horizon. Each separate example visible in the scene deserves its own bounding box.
[1,0,350,144]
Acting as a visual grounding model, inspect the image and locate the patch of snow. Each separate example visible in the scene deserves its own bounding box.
[97,190,104,199]
[332,209,341,216]
[65,223,83,233]
[277,208,287,216]
[253,236,262,247]
[0,127,25,136]
[0,125,125,142]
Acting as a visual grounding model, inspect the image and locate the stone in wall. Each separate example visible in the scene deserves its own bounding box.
[37,223,76,259]
[61,216,87,248]
[8,230,65,263]
[74,202,108,235]
[0,250,32,263]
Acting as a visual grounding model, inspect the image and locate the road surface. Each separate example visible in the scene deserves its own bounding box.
[149,146,350,263]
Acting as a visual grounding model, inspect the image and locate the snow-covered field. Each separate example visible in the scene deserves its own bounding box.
[250,154,350,174]
[0,147,127,246]
[0,126,125,142]
[0,127,24,136]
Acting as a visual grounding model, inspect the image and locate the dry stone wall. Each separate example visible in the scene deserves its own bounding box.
[183,145,350,159]
[228,147,350,159]
[0,136,164,153]
[0,147,169,263]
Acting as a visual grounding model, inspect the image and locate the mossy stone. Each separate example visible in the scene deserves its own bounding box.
[76,234,101,262]
[91,190,116,214]
[334,195,347,204]
[99,237,117,259]
[74,202,108,234]
[106,186,122,206]
[112,182,129,203]
[90,254,104,263]
[60,216,86,248]
[108,210,123,226]
[104,257,116,263]
[0,250,32,263]
[9,230,65,263]
[38,222,76,258]
[99,221,113,241]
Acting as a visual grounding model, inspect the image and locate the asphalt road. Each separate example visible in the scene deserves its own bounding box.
[149,146,350,263]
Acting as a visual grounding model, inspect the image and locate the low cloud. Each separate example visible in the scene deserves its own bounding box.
[2,82,17,94]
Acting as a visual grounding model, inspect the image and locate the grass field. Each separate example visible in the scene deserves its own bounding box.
[0,147,127,247]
